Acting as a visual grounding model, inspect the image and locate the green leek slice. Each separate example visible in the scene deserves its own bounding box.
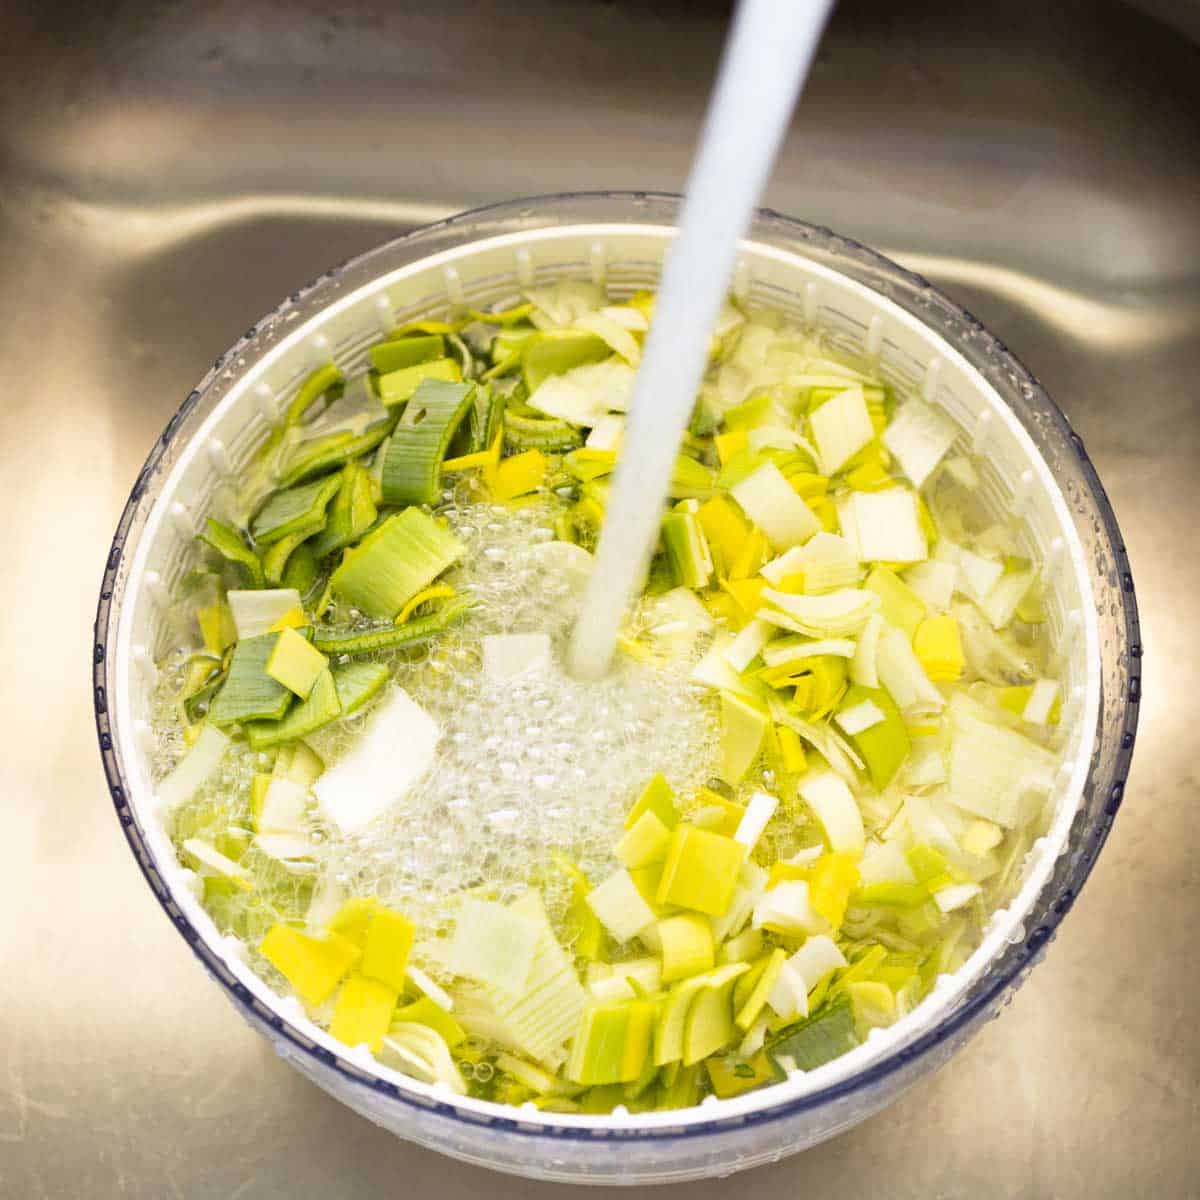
[276,417,396,489]
[280,541,320,598]
[198,519,265,588]
[504,411,583,451]
[244,667,341,750]
[522,331,611,392]
[378,379,476,505]
[369,334,446,374]
[378,358,463,408]
[836,683,911,790]
[330,508,464,618]
[261,515,327,585]
[250,474,341,545]
[285,362,345,427]
[308,463,378,560]
[207,634,293,726]
[769,997,858,1071]
[313,595,472,656]
[331,661,390,715]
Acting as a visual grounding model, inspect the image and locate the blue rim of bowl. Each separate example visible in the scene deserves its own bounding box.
[92,191,1140,1142]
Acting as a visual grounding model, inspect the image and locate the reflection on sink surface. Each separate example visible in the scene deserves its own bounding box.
[1,1,1196,1197]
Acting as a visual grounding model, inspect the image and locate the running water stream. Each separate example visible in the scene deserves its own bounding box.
[567,0,836,679]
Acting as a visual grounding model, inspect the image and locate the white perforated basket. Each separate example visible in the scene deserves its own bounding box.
[94,194,1138,1184]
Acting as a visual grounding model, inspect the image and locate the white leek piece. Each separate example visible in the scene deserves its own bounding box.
[313,687,440,834]
[903,561,957,612]
[575,311,641,365]
[904,740,948,788]
[850,612,883,688]
[227,588,302,640]
[836,489,927,564]
[940,543,1003,604]
[181,837,249,881]
[692,636,760,699]
[489,891,588,1062]
[766,960,809,1022]
[795,531,862,593]
[585,413,625,450]
[761,636,857,666]
[730,462,820,549]
[380,1024,467,1095]
[586,869,657,942]
[724,618,774,672]
[835,698,885,735]
[786,934,847,992]
[798,770,865,854]
[406,964,454,1012]
[482,633,553,681]
[876,626,945,714]
[753,880,827,938]
[980,568,1036,630]
[256,777,308,834]
[528,358,635,424]
[945,694,1058,827]
[446,898,541,996]
[253,833,316,865]
[760,545,807,585]
[734,791,779,850]
[858,840,917,887]
[1022,678,1060,726]
[760,587,879,638]
[882,399,959,487]
[710,861,767,943]
[809,385,874,474]
[933,882,982,913]
[157,724,229,812]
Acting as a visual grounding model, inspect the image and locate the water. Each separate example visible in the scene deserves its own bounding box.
[154,487,723,947]
[568,0,835,678]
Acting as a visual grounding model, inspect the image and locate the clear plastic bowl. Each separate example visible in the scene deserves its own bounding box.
[93,193,1140,1184]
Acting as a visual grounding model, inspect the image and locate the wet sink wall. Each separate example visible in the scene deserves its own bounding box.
[1,1,1196,1196]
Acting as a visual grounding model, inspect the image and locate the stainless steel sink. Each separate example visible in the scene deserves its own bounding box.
[2,1,1194,1195]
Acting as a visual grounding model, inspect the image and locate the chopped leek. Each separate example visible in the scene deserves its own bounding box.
[370,333,445,374]
[799,771,865,855]
[311,595,472,656]
[447,898,540,995]
[882,400,958,487]
[199,519,265,588]
[837,488,927,564]
[587,869,659,942]
[330,508,464,619]
[330,975,398,1051]
[312,687,439,833]
[719,691,768,784]
[251,474,341,545]
[730,462,820,550]
[656,825,745,916]
[265,626,328,699]
[227,588,303,640]
[378,358,462,407]
[662,510,714,589]
[157,723,229,811]
[208,634,293,726]
[380,379,477,505]
[770,998,858,1072]
[243,667,341,751]
[809,385,874,474]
